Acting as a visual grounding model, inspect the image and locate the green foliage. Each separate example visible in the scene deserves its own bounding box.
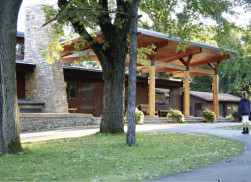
[124,108,144,125]
[0,132,243,181]
[167,108,185,123]
[139,0,246,51]
[231,107,242,122]
[202,108,216,123]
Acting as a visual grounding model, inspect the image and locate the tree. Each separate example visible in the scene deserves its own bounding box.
[0,0,23,154]
[139,0,250,95]
[127,0,139,146]
[45,0,137,133]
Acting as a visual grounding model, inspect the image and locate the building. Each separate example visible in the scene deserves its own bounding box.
[190,91,241,117]
[15,5,183,117]
[16,4,236,119]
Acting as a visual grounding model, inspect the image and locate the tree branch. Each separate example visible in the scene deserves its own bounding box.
[68,7,133,16]
[42,0,72,27]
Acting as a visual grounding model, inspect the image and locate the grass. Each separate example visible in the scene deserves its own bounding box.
[219,125,251,130]
[0,132,244,181]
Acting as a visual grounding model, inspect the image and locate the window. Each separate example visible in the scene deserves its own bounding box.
[195,103,202,110]
[66,82,78,98]
[16,44,24,55]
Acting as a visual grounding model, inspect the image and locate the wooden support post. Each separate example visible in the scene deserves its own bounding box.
[184,69,190,118]
[213,74,219,117]
[149,60,155,116]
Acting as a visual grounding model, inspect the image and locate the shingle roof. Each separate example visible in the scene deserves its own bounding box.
[190,91,241,102]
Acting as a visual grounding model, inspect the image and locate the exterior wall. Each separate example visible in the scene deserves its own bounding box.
[169,87,183,111]
[220,101,238,117]
[190,95,208,117]
[190,96,238,117]
[67,82,84,113]
[136,84,148,106]
[94,82,104,117]
[24,5,68,113]
[19,113,100,131]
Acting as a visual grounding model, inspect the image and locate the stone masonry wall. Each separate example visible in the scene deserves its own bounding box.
[24,4,68,113]
[19,113,101,131]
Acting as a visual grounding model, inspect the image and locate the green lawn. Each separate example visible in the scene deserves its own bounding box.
[0,132,244,181]
[219,125,251,130]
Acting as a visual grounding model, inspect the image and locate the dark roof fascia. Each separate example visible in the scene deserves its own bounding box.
[16,60,36,72]
[63,65,183,87]
[18,99,45,105]
[17,31,24,38]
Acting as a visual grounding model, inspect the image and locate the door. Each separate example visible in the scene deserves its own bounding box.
[83,83,94,114]
[221,103,226,117]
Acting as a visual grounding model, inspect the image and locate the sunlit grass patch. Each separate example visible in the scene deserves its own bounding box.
[0,132,244,181]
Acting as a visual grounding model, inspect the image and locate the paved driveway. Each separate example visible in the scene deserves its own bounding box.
[21,123,250,182]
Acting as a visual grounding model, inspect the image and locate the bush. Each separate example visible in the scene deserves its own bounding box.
[202,108,216,123]
[231,107,242,122]
[167,108,184,123]
[124,108,144,125]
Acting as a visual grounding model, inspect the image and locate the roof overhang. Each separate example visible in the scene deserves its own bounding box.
[61,28,237,77]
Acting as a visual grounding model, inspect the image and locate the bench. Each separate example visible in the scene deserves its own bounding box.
[137,104,158,115]
[68,108,78,113]
[156,104,170,117]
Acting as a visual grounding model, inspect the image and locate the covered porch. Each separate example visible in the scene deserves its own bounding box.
[61,28,236,118]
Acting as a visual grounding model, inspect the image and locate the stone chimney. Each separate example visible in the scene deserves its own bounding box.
[24,4,69,113]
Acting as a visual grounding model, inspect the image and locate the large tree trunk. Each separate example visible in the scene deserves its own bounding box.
[100,48,126,133]
[0,0,23,154]
[127,0,139,146]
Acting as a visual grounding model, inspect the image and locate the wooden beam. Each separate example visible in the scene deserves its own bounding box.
[138,40,168,49]
[178,57,187,66]
[184,70,190,118]
[60,34,104,57]
[149,61,155,116]
[141,61,215,75]
[213,74,219,117]
[172,72,211,77]
[155,47,201,63]
[142,67,181,73]
[61,55,98,63]
[190,54,229,67]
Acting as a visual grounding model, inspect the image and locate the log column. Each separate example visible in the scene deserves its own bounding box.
[184,68,190,117]
[213,74,219,117]
[149,60,155,116]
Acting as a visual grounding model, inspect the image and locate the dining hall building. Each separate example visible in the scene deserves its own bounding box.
[16,4,236,131]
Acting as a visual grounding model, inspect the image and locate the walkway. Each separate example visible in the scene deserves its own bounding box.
[21,123,250,182]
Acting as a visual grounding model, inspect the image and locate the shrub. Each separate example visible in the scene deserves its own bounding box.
[231,107,242,122]
[124,108,144,125]
[167,108,184,123]
[202,108,216,123]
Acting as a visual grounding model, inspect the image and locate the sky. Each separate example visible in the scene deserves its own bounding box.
[17,0,251,32]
